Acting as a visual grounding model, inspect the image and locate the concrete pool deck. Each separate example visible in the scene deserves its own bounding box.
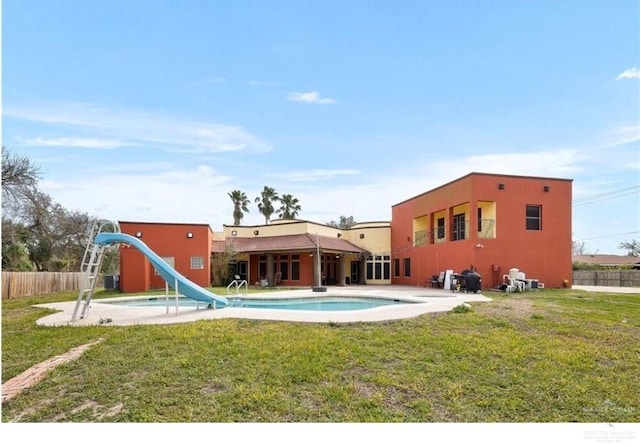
[35,285,492,326]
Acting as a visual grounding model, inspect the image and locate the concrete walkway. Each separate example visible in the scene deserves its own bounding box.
[35,285,492,327]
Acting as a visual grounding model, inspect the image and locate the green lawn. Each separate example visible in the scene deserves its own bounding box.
[2,288,639,422]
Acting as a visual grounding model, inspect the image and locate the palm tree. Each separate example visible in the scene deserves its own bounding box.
[277,194,301,220]
[227,190,250,226]
[255,186,279,224]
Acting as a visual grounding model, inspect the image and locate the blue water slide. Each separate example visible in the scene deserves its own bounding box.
[95,232,228,306]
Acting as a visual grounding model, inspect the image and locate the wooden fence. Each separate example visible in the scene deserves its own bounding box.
[572,270,640,288]
[1,272,94,299]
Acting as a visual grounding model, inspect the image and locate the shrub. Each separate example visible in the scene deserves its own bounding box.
[451,303,471,313]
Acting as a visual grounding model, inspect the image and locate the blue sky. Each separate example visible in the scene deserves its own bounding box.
[2,0,639,255]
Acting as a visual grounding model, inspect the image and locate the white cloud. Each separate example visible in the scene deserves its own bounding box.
[18,136,133,149]
[460,149,588,176]
[599,122,640,148]
[5,101,272,153]
[287,91,337,104]
[46,164,235,225]
[268,168,360,182]
[615,67,640,80]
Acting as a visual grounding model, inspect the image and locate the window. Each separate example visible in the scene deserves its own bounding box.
[190,256,204,269]
[366,254,391,281]
[452,213,466,241]
[477,208,482,233]
[258,255,267,279]
[374,256,382,280]
[393,259,400,277]
[291,254,300,281]
[383,256,391,280]
[366,256,374,280]
[526,205,542,230]
[437,217,445,240]
[279,254,289,280]
[403,258,411,277]
[154,256,175,275]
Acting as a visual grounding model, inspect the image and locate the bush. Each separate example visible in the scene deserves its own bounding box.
[451,304,471,313]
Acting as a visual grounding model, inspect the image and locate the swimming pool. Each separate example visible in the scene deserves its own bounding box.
[104,296,412,311]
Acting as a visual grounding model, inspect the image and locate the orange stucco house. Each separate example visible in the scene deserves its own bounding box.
[116,172,573,292]
[391,172,573,289]
[118,221,214,293]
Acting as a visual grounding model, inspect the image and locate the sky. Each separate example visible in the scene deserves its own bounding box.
[2,0,639,255]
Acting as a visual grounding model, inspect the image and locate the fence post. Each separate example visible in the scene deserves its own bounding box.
[620,270,623,287]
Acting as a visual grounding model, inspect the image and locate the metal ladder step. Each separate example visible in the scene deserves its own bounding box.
[71,220,121,322]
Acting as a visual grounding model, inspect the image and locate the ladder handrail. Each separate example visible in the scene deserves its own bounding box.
[226,279,248,296]
[70,219,120,322]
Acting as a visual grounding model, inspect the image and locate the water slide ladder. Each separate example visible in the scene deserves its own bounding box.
[71,220,121,322]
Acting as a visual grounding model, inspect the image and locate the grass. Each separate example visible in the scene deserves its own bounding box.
[2,287,639,422]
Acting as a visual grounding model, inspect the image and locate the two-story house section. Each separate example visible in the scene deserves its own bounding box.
[390,172,573,289]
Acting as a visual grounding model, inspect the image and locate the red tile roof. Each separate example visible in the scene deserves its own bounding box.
[212,233,369,254]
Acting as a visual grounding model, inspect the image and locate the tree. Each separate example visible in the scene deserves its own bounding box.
[619,239,640,257]
[1,149,112,272]
[227,190,250,226]
[2,240,33,271]
[13,188,95,271]
[277,194,301,220]
[572,240,587,255]
[1,146,41,209]
[326,215,357,229]
[255,186,279,224]
[210,243,237,286]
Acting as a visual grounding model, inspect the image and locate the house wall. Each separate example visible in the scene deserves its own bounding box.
[119,222,213,293]
[247,252,316,286]
[222,219,392,287]
[343,223,391,254]
[391,173,573,289]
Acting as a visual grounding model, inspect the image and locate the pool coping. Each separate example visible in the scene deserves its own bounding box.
[34,285,492,326]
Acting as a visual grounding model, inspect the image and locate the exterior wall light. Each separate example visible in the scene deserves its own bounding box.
[231,230,237,236]
[498,183,505,190]
[187,232,194,238]
[254,230,259,236]
[359,234,365,239]
[135,231,142,238]
[544,185,550,192]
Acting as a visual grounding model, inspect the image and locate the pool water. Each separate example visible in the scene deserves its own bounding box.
[104,296,410,311]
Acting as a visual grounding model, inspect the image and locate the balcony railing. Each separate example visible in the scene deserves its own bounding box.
[414,229,428,247]
[478,219,495,239]
[433,227,446,244]
[427,219,497,243]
